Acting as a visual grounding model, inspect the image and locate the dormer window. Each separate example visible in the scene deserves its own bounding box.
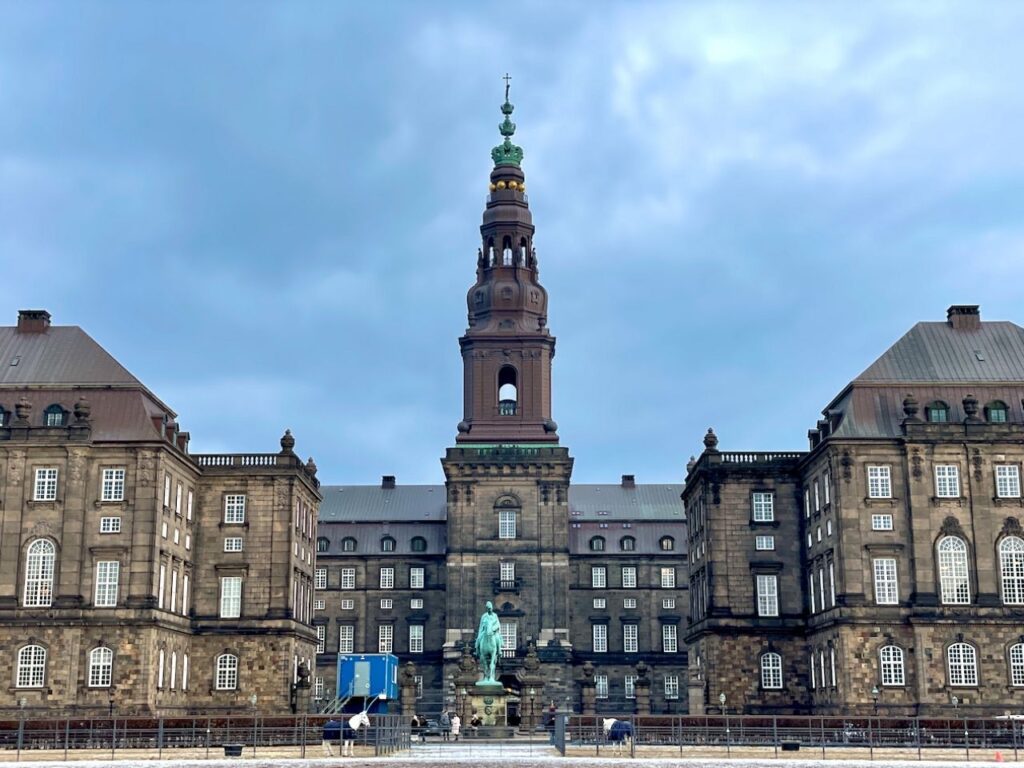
[620,536,636,552]
[986,401,1009,423]
[589,536,605,552]
[925,401,950,423]
[0,407,6,427]
[43,405,66,427]
[659,536,675,551]
[381,536,396,553]
[411,536,427,553]
[341,537,357,552]
[316,537,329,553]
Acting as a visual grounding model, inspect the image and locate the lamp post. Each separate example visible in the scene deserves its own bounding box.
[870,685,879,759]
[529,688,536,732]
[249,693,258,757]
[719,692,729,757]
[952,694,968,759]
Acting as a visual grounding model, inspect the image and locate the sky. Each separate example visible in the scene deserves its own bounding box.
[2,2,1024,485]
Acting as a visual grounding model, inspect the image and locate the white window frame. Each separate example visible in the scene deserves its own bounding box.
[17,645,46,688]
[591,567,606,589]
[224,494,246,524]
[186,489,193,520]
[380,598,393,609]
[500,621,517,656]
[624,624,638,653]
[34,467,58,501]
[756,574,778,616]
[880,645,905,686]
[409,625,424,654]
[314,676,325,700]
[341,568,355,590]
[935,465,961,498]
[938,536,970,604]
[662,624,677,653]
[175,483,182,516]
[341,598,354,610]
[339,625,354,653]
[94,560,120,607]
[872,513,894,531]
[593,597,606,609]
[1000,536,1024,605]
[498,509,517,539]
[411,598,424,609]
[662,597,675,609]
[592,624,607,653]
[163,473,171,507]
[315,568,327,590]
[625,675,636,699]
[88,646,113,688]
[947,642,978,687]
[621,566,637,588]
[661,567,676,589]
[224,537,243,553]
[378,624,393,653]
[101,468,125,502]
[100,516,121,533]
[761,652,782,689]
[316,625,326,653]
[314,599,325,610]
[752,492,774,522]
[410,567,425,589]
[868,465,892,499]
[873,558,898,605]
[997,465,1022,499]
[1010,643,1024,687]
[220,576,242,618]
[595,674,608,699]
[623,597,637,609]
[380,567,395,589]
[215,653,238,690]
[23,539,56,607]
[664,675,679,699]
[755,535,775,551]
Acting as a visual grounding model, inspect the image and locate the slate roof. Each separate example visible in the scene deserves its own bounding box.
[0,326,142,386]
[568,520,687,555]
[854,321,1024,384]
[318,483,685,523]
[317,521,447,556]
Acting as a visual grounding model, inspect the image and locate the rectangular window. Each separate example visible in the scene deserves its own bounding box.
[624,624,638,653]
[410,567,425,589]
[378,624,393,653]
[339,625,354,653]
[593,597,606,609]
[755,535,775,551]
[814,481,820,511]
[94,561,120,607]
[186,489,193,520]
[314,599,325,610]
[662,624,677,653]
[34,467,58,501]
[591,566,606,588]
[341,599,354,610]
[752,492,774,522]
[101,468,125,502]
[804,489,811,518]
[314,567,327,589]
[498,509,517,539]
[182,574,189,616]
[224,537,243,552]
[158,564,166,609]
[756,574,778,616]
[100,516,121,534]
[661,567,676,588]
[935,465,961,498]
[623,597,637,609]
[622,566,637,588]
[380,598,393,609]
[313,676,324,700]
[500,621,517,656]
[662,598,675,609]
[872,513,894,531]
[409,625,424,654]
[997,465,1022,498]
[341,568,355,589]
[595,675,609,699]
[873,558,898,605]
[170,569,177,612]
[220,576,242,618]
[380,567,394,589]
[868,466,892,499]
[316,625,326,653]
[664,675,679,699]
[184,533,191,550]
[414,675,424,699]
[593,624,607,653]
[809,571,816,614]
[175,483,183,516]
[625,675,636,699]
[411,598,424,609]
[824,471,831,505]
[224,494,246,523]
[163,474,171,507]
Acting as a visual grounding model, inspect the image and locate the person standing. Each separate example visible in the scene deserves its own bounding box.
[451,713,461,742]
[440,710,451,741]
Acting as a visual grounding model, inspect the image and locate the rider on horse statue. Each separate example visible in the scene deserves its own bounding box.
[475,600,503,683]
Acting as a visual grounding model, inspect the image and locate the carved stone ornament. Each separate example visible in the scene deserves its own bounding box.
[580,659,595,680]
[1001,517,1024,538]
[634,659,650,683]
[703,428,719,452]
[711,482,721,506]
[15,396,32,424]
[279,429,296,454]
[841,450,853,482]
[911,448,923,481]
[939,515,967,539]
[971,448,983,481]
[522,640,541,673]
[73,397,91,423]
[902,394,920,422]
[399,660,417,687]
[963,394,981,422]
[305,456,318,477]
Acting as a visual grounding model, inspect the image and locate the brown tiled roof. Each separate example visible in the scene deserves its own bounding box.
[0,388,165,442]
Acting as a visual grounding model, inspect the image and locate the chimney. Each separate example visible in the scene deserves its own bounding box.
[381,475,396,489]
[17,310,51,333]
[947,305,981,331]
[621,474,636,489]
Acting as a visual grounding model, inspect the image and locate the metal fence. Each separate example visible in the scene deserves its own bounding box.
[560,714,1024,760]
[0,712,409,761]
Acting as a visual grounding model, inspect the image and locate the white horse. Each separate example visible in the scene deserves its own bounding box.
[602,717,633,755]
[342,711,371,757]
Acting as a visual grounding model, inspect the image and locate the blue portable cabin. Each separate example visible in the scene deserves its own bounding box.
[337,653,399,713]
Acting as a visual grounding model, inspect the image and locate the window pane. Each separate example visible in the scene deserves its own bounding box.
[873,558,898,605]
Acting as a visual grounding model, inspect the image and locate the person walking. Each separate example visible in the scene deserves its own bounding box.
[440,710,451,741]
[451,713,461,742]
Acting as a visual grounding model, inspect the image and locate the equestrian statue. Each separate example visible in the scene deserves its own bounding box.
[474,600,503,683]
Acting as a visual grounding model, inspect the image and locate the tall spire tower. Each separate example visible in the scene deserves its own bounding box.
[456,80,559,443]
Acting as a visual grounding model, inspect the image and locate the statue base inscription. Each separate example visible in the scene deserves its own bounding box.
[471,681,507,727]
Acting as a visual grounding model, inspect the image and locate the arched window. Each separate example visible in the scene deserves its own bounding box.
[880,645,905,686]
[937,536,970,604]
[43,404,66,427]
[411,536,427,553]
[760,652,782,689]
[1000,536,1024,604]
[947,642,978,686]
[381,536,396,553]
[316,537,329,553]
[925,401,950,423]
[17,645,47,688]
[502,236,513,266]
[486,238,495,266]
[88,646,113,688]
[341,537,357,552]
[498,366,517,416]
[659,536,675,551]
[497,499,518,540]
[24,539,55,607]
[986,401,1009,423]
[215,653,238,690]
[620,536,636,552]
[589,536,605,552]
[1010,643,1024,687]
[519,238,528,266]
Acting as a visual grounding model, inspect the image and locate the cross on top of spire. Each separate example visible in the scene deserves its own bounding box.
[503,73,511,102]
[492,73,524,167]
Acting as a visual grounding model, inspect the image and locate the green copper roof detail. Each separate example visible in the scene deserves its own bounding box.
[491,76,523,166]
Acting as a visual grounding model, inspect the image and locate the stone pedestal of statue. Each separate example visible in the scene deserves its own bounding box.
[471,681,507,727]
[634,680,651,715]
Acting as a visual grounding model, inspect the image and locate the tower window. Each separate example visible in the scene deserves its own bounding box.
[498,366,518,416]
[502,236,513,266]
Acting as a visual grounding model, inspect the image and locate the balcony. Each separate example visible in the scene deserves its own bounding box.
[491,577,523,595]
